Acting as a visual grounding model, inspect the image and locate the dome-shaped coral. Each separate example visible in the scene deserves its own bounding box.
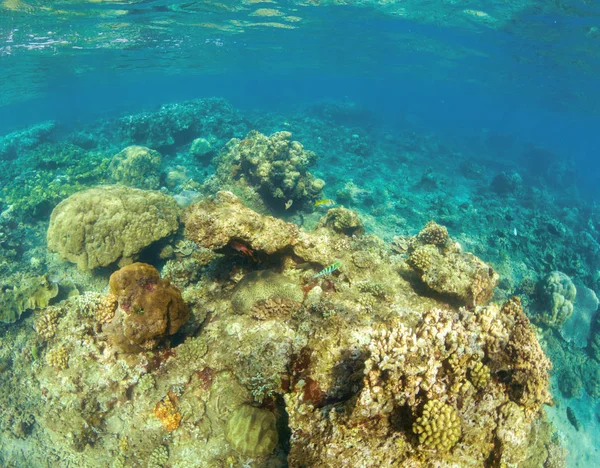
[103,263,189,352]
[413,399,461,451]
[226,405,278,457]
[47,186,179,270]
[535,271,577,328]
[109,145,162,189]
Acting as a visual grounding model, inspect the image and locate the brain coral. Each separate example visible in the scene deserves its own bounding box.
[47,186,179,270]
[183,191,298,254]
[108,145,162,189]
[226,405,278,457]
[102,262,189,352]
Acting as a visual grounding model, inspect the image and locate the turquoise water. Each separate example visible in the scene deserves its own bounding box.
[2,1,600,467]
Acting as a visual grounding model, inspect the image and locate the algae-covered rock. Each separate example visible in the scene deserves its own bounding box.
[231,270,304,319]
[184,191,298,254]
[47,186,179,270]
[407,222,499,306]
[225,405,278,457]
[103,263,189,352]
[535,271,577,328]
[109,145,162,189]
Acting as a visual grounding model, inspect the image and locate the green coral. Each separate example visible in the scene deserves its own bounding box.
[108,145,162,190]
[147,445,169,468]
[413,399,461,451]
[175,336,208,369]
[226,405,278,457]
[231,270,304,316]
[0,275,59,324]
[3,142,110,218]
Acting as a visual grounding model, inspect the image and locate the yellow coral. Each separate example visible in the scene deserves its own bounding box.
[154,394,182,432]
[46,346,69,370]
[96,293,118,324]
[417,221,449,246]
[413,399,461,451]
[34,306,61,340]
[468,361,491,389]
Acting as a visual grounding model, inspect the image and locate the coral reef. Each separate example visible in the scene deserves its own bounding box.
[47,186,179,269]
[102,263,189,352]
[108,145,162,190]
[0,102,582,466]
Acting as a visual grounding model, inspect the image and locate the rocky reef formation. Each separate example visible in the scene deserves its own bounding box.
[47,186,179,270]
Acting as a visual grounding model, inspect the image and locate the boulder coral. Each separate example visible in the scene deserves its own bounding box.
[102,262,189,352]
[534,271,577,328]
[225,405,278,457]
[47,186,179,270]
[108,145,162,190]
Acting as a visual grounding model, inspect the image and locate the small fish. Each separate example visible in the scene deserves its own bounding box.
[513,228,518,236]
[313,261,343,278]
[285,199,293,210]
[314,198,336,208]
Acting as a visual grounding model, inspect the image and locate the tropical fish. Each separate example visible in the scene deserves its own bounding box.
[314,198,336,208]
[313,261,343,278]
[285,199,293,210]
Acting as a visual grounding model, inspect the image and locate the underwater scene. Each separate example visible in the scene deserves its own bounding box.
[2,0,600,467]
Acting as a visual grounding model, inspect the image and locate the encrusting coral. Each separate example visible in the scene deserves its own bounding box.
[47,186,179,270]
